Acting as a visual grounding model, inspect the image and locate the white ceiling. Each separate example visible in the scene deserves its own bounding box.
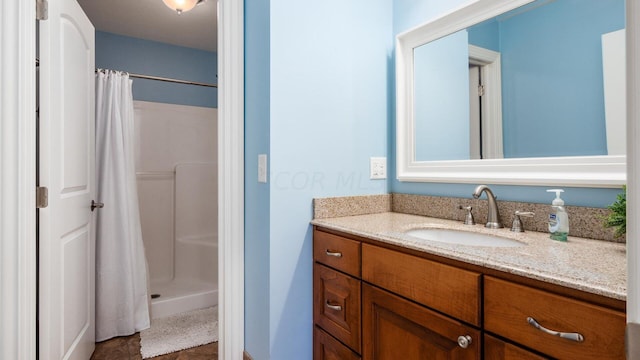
[77,0,218,52]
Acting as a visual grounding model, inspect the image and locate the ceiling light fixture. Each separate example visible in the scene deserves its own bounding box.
[162,0,205,14]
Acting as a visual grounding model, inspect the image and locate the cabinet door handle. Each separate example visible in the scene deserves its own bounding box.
[325,250,342,258]
[325,301,342,311]
[457,335,472,349]
[527,317,585,342]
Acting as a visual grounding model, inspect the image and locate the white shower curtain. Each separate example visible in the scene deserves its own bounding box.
[95,70,150,341]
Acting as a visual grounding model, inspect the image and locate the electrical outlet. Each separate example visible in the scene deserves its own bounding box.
[258,154,267,183]
[370,157,387,180]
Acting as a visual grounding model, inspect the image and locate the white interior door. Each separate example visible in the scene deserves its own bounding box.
[38,0,96,359]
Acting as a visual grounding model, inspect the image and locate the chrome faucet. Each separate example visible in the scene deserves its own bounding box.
[472,185,503,228]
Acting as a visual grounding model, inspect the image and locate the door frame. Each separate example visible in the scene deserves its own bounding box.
[627,0,640,327]
[0,0,37,359]
[1,0,245,359]
[218,0,245,358]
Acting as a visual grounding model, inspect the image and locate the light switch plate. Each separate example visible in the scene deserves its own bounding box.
[370,157,387,180]
[258,154,267,183]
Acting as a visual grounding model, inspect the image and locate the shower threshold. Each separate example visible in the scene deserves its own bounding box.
[150,278,217,319]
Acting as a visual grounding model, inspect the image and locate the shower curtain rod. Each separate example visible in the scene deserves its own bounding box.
[37,61,217,88]
[96,68,218,88]
[37,60,217,87]
[127,72,217,88]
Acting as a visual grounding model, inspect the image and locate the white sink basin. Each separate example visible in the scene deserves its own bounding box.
[405,228,525,247]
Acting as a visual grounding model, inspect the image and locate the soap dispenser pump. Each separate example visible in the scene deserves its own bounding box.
[547,189,569,241]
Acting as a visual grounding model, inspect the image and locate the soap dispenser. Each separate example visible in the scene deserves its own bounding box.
[547,189,569,241]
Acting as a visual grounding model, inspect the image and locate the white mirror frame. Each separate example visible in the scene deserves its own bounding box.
[396,0,626,187]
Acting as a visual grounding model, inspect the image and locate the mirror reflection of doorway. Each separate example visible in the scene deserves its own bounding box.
[468,45,504,160]
[469,65,482,159]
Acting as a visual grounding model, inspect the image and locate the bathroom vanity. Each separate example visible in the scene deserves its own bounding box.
[311,0,630,357]
[312,213,626,360]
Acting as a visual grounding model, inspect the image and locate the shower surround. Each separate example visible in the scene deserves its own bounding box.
[133,100,218,319]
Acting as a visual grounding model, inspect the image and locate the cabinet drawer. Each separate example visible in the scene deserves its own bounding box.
[484,334,549,360]
[314,229,361,277]
[484,276,625,360]
[314,326,361,360]
[314,263,361,353]
[362,244,481,325]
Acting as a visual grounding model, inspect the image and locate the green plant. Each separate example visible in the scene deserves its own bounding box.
[603,185,626,238]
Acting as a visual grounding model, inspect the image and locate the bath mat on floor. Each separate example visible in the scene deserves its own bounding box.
[140,306,218,358]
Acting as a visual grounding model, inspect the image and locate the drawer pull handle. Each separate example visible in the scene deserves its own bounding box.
[457,335,472,349]
[325,301,342,311]
[325,250,342,258]
[527,317,585,342]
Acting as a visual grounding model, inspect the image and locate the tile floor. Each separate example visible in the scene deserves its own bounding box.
[90,333,218,360]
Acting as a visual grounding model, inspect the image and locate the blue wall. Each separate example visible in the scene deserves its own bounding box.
[390,0,624,208]
[269,1,391,358]
[497,0,624,158]
[414,30,470,160]
[95,31,218,108]
[468,20,500,51]
[243,0,392,358]
[244,0,271,357]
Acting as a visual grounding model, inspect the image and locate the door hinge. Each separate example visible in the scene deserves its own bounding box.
[36,187,48,209]
[478,85,485,97]
[36,0,48,20]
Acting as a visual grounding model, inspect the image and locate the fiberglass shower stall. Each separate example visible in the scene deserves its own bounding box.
[133,100,218,319]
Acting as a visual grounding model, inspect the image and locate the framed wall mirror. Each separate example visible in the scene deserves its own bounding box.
[396,0,626,187]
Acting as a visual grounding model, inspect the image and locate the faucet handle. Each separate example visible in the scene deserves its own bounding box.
[459,205,476,225]
[511,211,535,232]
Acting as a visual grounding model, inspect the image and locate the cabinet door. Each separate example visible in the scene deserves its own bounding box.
[314,263,361,352]
[314,326,361,360]
[362,284,480,360]
[484,334,549,360]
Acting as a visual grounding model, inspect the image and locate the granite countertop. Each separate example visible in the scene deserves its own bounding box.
[311,212,627,301]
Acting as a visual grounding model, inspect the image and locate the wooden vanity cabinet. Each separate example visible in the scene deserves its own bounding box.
[313,228,481,360]
[313,227,626,360]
